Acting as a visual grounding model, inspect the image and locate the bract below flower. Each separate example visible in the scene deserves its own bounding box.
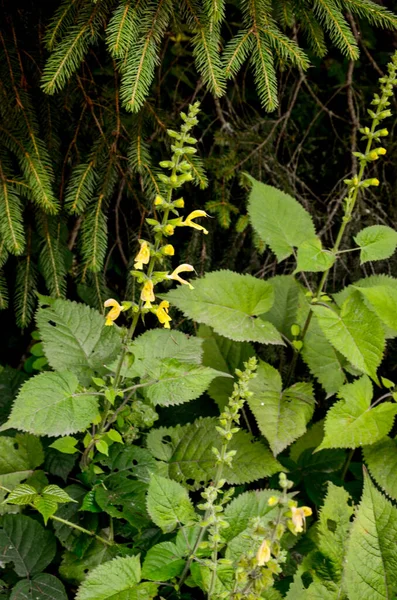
[134,240,150,270]
[141,280,155,308]
[167,264,195,289]
[180,210,209,234]
[156,300,172,328]
[104,299,123,326]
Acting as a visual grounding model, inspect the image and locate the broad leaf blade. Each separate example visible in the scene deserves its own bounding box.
[354,225,397,263]
[163,270,283,344]
[364,436,397,501]
[10,574,68,600]
[1,371,99,436]
[356,285,397,332]
[295,237,335,273]
[141,541,185,581]
[246,176,315,261]
[146,474,196,533]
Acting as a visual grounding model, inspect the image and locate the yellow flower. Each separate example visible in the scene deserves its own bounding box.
[167,264,195,289]
[291,506,312,534]
[156,300,172,329]
[173,198,185,208]
[141,280,155,308]
[180,210,209,234]
[164,224,175,236]
[256,539,271,566]
[162,244,175,256]
[134,240,150,270]
[154,195,165,206]
[268,496,279,507]
[104,299,123,326]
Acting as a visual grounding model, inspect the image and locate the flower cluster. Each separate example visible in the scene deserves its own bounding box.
[103,102,208,330]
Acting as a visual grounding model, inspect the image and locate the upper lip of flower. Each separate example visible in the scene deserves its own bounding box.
[104,298,123,325]
[167,263,195,289]
[180,210,209,234]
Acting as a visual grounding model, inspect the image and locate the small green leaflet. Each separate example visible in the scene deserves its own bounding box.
[142,541,185,581]
[162,270,283,344]
[248,361,315,455]
[317,376,397,451]
[76,555,158,600]
[146,474,196,533]
[0,371,99,437]
[9,574,68,600]
[344,472,397,600]
[354,224,397,263]
[5,484,37,505]
[49,436,79,454]
[246,175,316,261]
[295,237,335,273]
[312,292,384,382]
[364,436,397,500]
[0,514,56,577]
[5,483,76,524]
[36,298,122,385]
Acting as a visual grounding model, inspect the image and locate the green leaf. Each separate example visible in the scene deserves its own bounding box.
[42,484,77,503]
[128,328,203,371]
[10,574,68,600]
[364,436,397,500]
[96,439,109,456]
[52,485,98,551]
[5,484,38,505]
[59,540,120,585]
[76,555,158,600]
[248,361,315,455]
[355,285,397,332]
[36,299,122,385]
[222,489,283,543]
[295,237,335,273]
[261,275,300,338]
[344,472,397,600]
[246,176,316,261]
[1,371,99,436]
[289,420,324,461]
[317,376,397,451]
[163,270,283,344]
[312,292,385,381]
[317,483,353,580]
[0,514,56,577]
[141,541,185,581]
[354,225,397,263]
[199,324,255,410]
[34,495,58,524]
[147,418,281,487]
[0,366,27,425]
[146,474,196,533]
[49,436,79,454]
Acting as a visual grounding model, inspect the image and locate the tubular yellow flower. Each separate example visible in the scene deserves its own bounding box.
[141,280,155,308]
[291,506,312,534]
[256,539,271,566]
[164,224,175,236]
[156,300,172,329]
[104,299,123,326]
[180,210,209,234]
[162,244,175,256]
[134,240,150,270]
[167,264,195,289]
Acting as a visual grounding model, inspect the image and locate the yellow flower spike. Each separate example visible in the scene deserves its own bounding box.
[104,299,123,326]
[167,264,195,289]
[156,300,172,329]
[141,280,155,308]
[180,210,209,234]
[162,244,175,256]
[134,240,151,270]
[290,506,312,534]
[256,539,271,566]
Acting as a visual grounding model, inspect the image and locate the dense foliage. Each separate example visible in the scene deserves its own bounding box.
[2,1,397,599]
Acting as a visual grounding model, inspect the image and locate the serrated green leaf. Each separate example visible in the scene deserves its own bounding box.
[364,436,397,500]
[147,418,281,487]
[52,485,98,551]
[60,540,120,585]
[146,474,196,533]
[246,176,316,261]
[76,555,158,600]
[199,324,255,410]
[261,275,300,337]
[312,292,384,381]
[344,472,397,600]
[0,371,99,437]
[355,285,397,332]
[5,484,38,505]
[285,574,341,600]
[34,495,58,524]
[295,237,335,272]
[10,574,68,600]
[354,225,397,263]
[100,445,157,484]
[289,420,324,461]
[141,541,185,581]
[49,436,79,454]
[36,299,122,385]
[317,483,353,580]
[0,514,56,577]
[248,361,315,455]
[128,328,203,371]
[318,376,397,451]
[42,484,76,503]
[163,270,283,344]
